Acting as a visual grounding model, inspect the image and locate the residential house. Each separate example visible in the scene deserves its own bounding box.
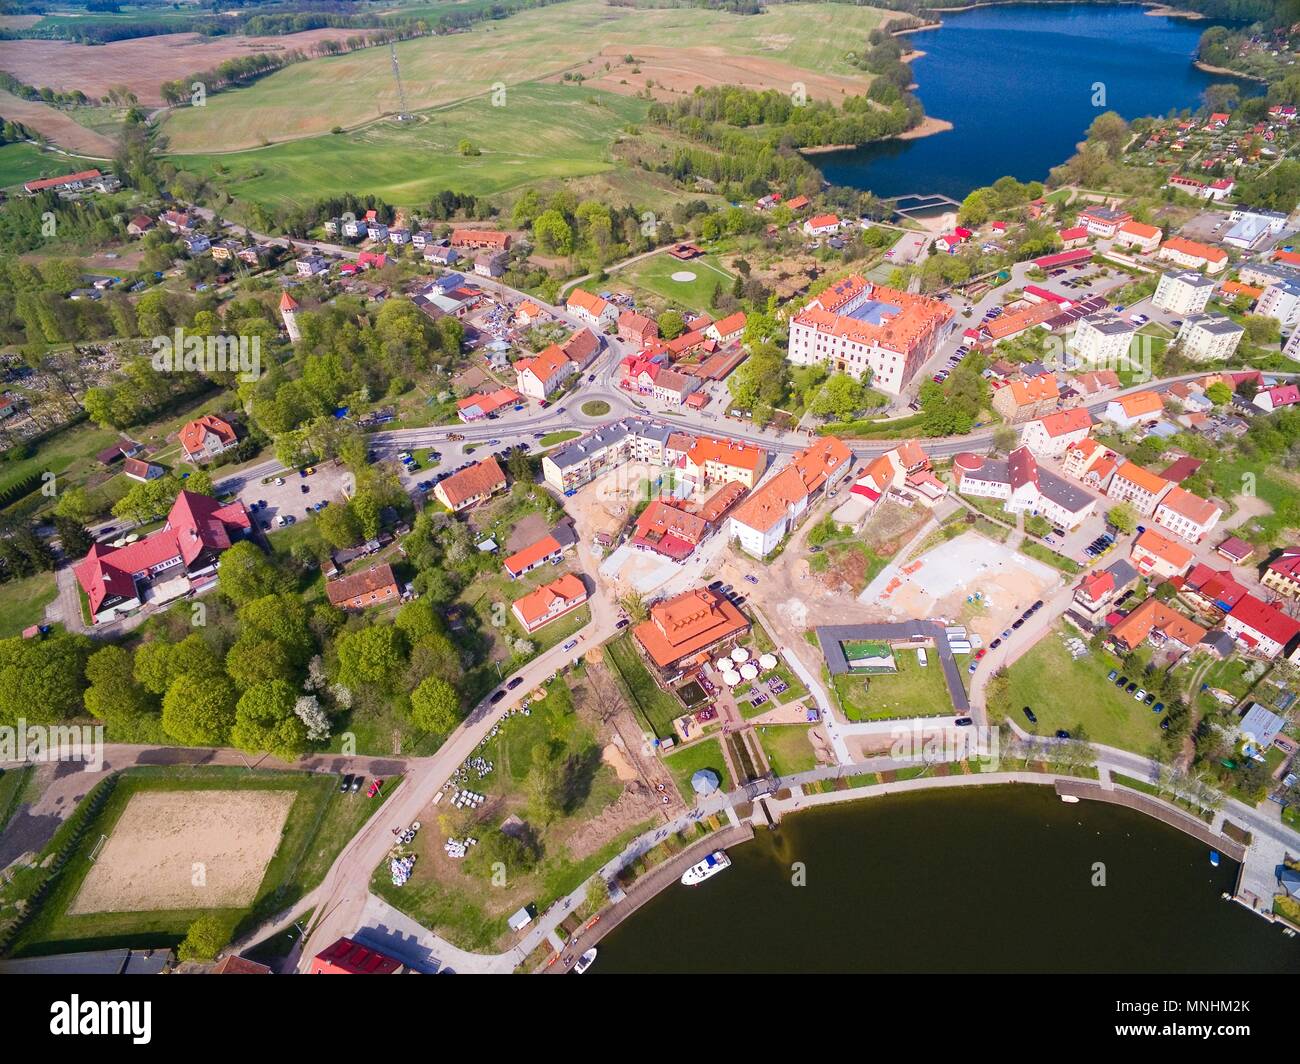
[992,373,1059,424]
[803,213,841,236]
[122,457,164,483]
[1072,559,1139,624]
[632,501,711,561]
[1253,383,1300,413]
[433,457,507,512]
[1106,462,1171,516]
[296,255,328,277]
[682,435,767,489]
[514,344,576,400]
[511,573,588,634]
[309,937,404,975]
[633,587,751,671]
[727,437,852,558]
[127,215,154,237]
[1153,485,1222,543]
[541,418,673,492]
[25,169,103,195]
[514,300,545,326]
[1130,527,1194,579]
[1256,279,1300,330]
[1157,236,1228,274]
[503,533,569,579]
[1181,563,1249,617]
[1057,225,1089,248]
[178,414,238,464]
[474,251,509,278]
[1109,597,1207,655]
[617,310,659,346]
[1103,390,1165,430]
[1073,369,1121,396]
[1018,407,1093,458]
[326,563,401,611]
[1115,220,1161,253]
[566,288,618,328]
[1223,594,1300,659]
[1262,547,1300,599]
[706,311,746,345]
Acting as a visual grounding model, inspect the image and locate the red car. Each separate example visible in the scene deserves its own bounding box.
[368,778,384,799]
[974,648,987,660]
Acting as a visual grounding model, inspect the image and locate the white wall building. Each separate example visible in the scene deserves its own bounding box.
[1153,269,1215,315]
[1176,314,1244,362]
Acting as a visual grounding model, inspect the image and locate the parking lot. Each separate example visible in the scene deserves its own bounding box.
[230,460,353,534]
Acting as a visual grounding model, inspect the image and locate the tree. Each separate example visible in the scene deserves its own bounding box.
[1106,503,1137,535]
[84,645,158,733]
[317,502,363,549]
[231,679,309,761]
[657,310,685,340]
[991,423,1018,455]
[177,914,234,962]
[1205,381,1232,406]
[335,625,407,692]
[532,209,573,256]
[217,541,281,605]
[619,591,648,623]
[525,744,565,825]
[409,675,461,734]
[162,672,237,746]
[133,633,220,695]
[53,514,93,556]
[809,373,866,421]
[0,631,92,726]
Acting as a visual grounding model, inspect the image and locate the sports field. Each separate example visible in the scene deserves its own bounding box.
[620,251,734,312]
[176,83,649,209]
[162,1,887,152]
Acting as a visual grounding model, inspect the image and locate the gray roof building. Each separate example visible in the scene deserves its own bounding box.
[1239,702,1287,748]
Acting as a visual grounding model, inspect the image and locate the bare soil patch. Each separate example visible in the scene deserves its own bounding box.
[70,789,294,914]
[0,91,115,157]
[0,29,380,107]
[548,44,867,106]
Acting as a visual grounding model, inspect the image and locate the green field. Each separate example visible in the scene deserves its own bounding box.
[758,726,817,776]
[997,628,1166,754]
[664,737,731,803]
[0,143,96,189]
[620,251,734,313]
[176,83,650,210]
[833,652,955,721]
[604,632,683,740]
[0,569,58,638]
[162,1,885,152]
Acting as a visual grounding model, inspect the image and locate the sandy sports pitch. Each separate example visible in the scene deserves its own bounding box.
[70,789,295,914]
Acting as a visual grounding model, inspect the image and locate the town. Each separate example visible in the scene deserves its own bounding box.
[0,0,1297,984]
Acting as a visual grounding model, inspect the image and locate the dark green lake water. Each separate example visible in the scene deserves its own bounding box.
[596,786,1300,973]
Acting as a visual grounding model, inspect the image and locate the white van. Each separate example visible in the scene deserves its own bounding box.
[916,648,928,668]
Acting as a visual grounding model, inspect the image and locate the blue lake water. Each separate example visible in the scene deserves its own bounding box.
[817,3,1261,200]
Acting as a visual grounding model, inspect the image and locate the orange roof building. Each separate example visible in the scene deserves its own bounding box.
[503,533,564,578]
[1110,596,1207,652]
[1130,527,1194,579]
[682,435,767,488]
[1158,236,1228,273]
[511,572,588,633]
[728,436,852,557]
[1107,462,1172,515]
[179,414,238,463]
[787,275,954,395]
[326,563,401,611]
[633,587,751,670]
[433,456,506,512]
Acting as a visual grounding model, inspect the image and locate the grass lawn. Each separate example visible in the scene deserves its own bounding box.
[998,629,1165,754]
[0,764,33,836]
[174,83,650,210]
[832,652,956,721]
[604,632,682,740]
[0,143,96,189]
[1020,540,1082,574]
[622,251,734,312]
[2,766,396,958]
[664,738,731,803]
[0,569,58,638]
[758,726,818,776]
[580,400,610,417]
[539,430,581,447]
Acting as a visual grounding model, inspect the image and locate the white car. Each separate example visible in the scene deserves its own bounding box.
[274,477,284,486]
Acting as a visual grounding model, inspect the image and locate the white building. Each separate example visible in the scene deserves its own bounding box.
[1256,279,1300,330]
[1176,314,1244,362]
[1153,269,1215,315]
[1069,312,1136,367]
[1153,485,1222,544]
[1017,408,1093,459]
[1222,208,1287,251]
[727,438,852,558]
[565,288,618,328]
[952,448,1097,529]
[786,274,953,396]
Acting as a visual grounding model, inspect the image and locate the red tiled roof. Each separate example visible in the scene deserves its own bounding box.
[1228,594,1300,646]
[503,534,562,577]
[179,414,237,458]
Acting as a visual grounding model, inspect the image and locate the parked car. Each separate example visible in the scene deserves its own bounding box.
[968,662,978,674]
[1023,706,1038,724]
[708,580,723,590]
[339,774,352,793]
[1116,675,1129,687]
[488,689,506,704]
[1055,729,1071,740]
[615,618,630,630]
[989,638,1002,650]
[744,575,759,585]
[1107,669,1118,681]
[506,677,524,690]
[1126,682,1138,693]
[1134,688,1147,701]
[562,639,579,652]
[954,717,973,727]
[1153,702,1165,714]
